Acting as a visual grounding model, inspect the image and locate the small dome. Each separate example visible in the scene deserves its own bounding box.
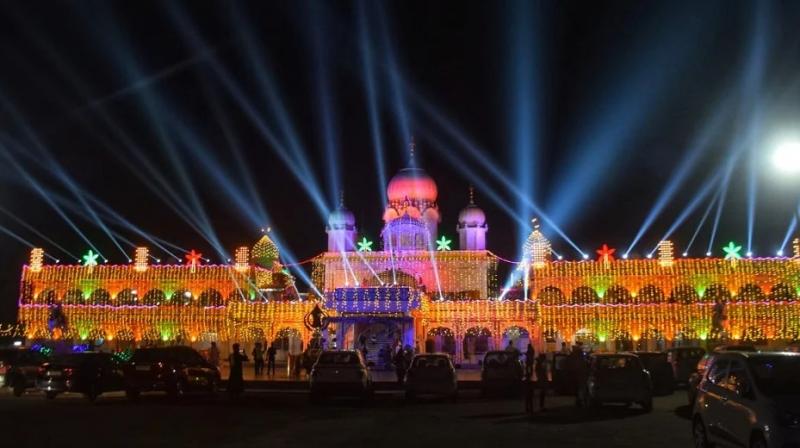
[328,207,355,228]
[387,168,438,203]
[458,204,486,226]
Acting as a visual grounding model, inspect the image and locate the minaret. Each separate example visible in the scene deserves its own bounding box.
[327,191,357,252]
[457,186,488,250]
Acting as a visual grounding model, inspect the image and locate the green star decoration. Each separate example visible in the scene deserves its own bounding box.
[436,235,452,251]
[357,237,373,252]
[722,242,742,260]
[82,250,99,267]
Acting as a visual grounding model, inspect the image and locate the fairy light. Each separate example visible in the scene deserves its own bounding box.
[523,218,551,269]
[30,248,44,272]
[235,246,250,272]
[657,240,674,267]
[134,247,149,272]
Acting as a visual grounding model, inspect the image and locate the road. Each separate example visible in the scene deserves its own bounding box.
[0,388,694,447]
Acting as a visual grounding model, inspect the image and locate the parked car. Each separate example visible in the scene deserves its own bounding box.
[713,344,758,353]
[480,351,524,395]
[666,347,706,384]
[578,353,653,411]
[404,353,457,400]
[632,351,675,395]
[309,350,373,402]
[0,348,48,396]
[692,351,800,448]
[124,346,221,399]
[687,353,715,407]
[36,352,125,401]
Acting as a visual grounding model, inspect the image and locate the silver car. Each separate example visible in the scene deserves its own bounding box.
[309,350,373,402]
[692,351,800,448]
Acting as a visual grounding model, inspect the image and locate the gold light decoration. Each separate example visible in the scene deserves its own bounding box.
[657,240,674,267]
[235,246,250,272]
[523,218,550,269]
[134,247,149,272]
[793,238,800,260]
[30,248,44,272]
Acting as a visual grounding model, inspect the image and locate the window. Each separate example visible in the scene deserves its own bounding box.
[723,360,750,396]
[706,359,729,385]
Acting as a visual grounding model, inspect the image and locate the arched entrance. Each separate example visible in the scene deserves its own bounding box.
[464,326,492,364]
[502,326,530,352]
[426,327,456,356]
[273,327,302,363]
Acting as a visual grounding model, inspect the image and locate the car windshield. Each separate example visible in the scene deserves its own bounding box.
[596,356,638,370]
[484,352,515,366]
[317,352,360,365]
[748,356,800,397]
[413,357,449,369]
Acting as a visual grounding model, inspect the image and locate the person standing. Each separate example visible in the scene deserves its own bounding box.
[252,342,265,376]
[524,343,535,380]
[535,353,549,411]
[208,341,220,368]
[393,347,407,385]
[228,343,248,399]
[266,343,277,376]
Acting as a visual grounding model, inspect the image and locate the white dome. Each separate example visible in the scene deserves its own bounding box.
[458,204,486,226]
[328,207,355,228]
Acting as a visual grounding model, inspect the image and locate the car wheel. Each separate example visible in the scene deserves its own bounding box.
[693,417,712,448]
[45,391,58,400]
[750,433,767,448]
[125,388,140,401]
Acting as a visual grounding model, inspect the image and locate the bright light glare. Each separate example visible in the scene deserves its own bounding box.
[772,141,800,174]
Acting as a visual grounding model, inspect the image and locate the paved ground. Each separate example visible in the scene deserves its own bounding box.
[0,385,694,448]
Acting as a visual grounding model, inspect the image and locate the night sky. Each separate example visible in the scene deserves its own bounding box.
[1,0,800,322]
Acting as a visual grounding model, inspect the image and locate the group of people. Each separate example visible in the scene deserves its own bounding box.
[250,342,278,376]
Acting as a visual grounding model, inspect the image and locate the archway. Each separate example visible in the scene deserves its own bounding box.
[425,327,455,356]
[737,284,764,302]
[606,286,632,304]
[273,327,302,363]
[198,288,223,307]
[670,285,699,304]
[89,289,111,306]
[571,286,599,304]
[62,289,83,305]
[637,285,664,304]
[116,288,138,306]
[464,326,492,364]
[769,283,796,302]
[537,286,565,305]
[142,289,165,306]
[502,326,530,352]
[704,284,731,303]
[574,328,598,351]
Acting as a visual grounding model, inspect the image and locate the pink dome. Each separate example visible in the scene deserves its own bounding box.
[387,168,438,203]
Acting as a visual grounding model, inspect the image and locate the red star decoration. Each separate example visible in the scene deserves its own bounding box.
[596,244,616,263]
[185,250,203,267]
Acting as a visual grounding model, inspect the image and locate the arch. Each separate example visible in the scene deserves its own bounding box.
[636,285,664,304]
[736,284,764,302]
[142,289,165,306]
[502,326,530,352]
[116,288,138,306]
[571,286,599,305]
[464,326,492,362]
[36,288,58,305]
[19,281,34,304]
[62,289,84,305]
[605,285,632,304]
[670,284,699,304]
[198,288,223,307]
[769,283,796,302]
[227,288,250,302]
[89,289,111,305]
[171,289,192,306]
[425,327,455,355]
[704,283,731,303]
[537,286,565,305]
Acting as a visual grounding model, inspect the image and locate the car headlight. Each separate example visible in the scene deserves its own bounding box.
[778,411,800,428]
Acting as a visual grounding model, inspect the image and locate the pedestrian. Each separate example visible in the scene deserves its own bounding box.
[252,342,265,376]
[524,375,535,414]
[208,341,220,368]
[228,343,248,399]
[524,343,535,380]
[393,346,407,385]
[535,353,549,411]
[266,343,277,376]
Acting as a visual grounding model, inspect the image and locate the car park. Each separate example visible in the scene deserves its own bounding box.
[309,350,373,402]
[631,351,675,395]
[124,346,221,399]
[0,348,48,397]
[36,352,125,401]
[578,353,653,411]
[692,351,800,448]
[666,347,705,384]
[480,350,524,395]
[404,353,457,400]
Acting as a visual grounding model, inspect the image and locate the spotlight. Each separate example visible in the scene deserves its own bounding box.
[557,255,564,260]
[55,259,60,263]
[706,251,712,257]
[622,254,629,259]
[682,252,688,257]
[183,291,192,298]
[582,254,589,260]
[156,259,161,263]
[646,253,653,259]
[777,250,784,257]
[746,251,753,258]
[772,140,800,174]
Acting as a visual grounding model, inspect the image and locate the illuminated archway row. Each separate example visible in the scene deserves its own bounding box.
[534,283,796,305]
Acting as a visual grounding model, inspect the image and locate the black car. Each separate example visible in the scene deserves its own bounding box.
[579,353,653,411]
[0,348,48,396]
[36,352,126,401]
[124,346,221,399]
[480,351,524,395]
[631,351,675,395]
[666,347,706,384]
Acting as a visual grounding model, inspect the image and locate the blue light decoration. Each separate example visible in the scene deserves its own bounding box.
[325,287,420,313]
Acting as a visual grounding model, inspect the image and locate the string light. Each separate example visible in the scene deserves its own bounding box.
[235,246,250,272]
[30,248,44,272]
[134,247,149,272]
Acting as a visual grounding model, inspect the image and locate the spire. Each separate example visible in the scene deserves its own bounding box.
[338,190,345,208]
[468,185,475,205]
[408,136,416,165]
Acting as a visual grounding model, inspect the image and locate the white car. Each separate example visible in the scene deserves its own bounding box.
[692,351,800,448]
[309,350,373,402]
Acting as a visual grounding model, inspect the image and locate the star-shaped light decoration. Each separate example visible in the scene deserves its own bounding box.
[357,237,373,252]
[723,241,742,265]
[82,250,99,269]
[185,250,203,273]
[436,235,452,251]
[596,244,616,267]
